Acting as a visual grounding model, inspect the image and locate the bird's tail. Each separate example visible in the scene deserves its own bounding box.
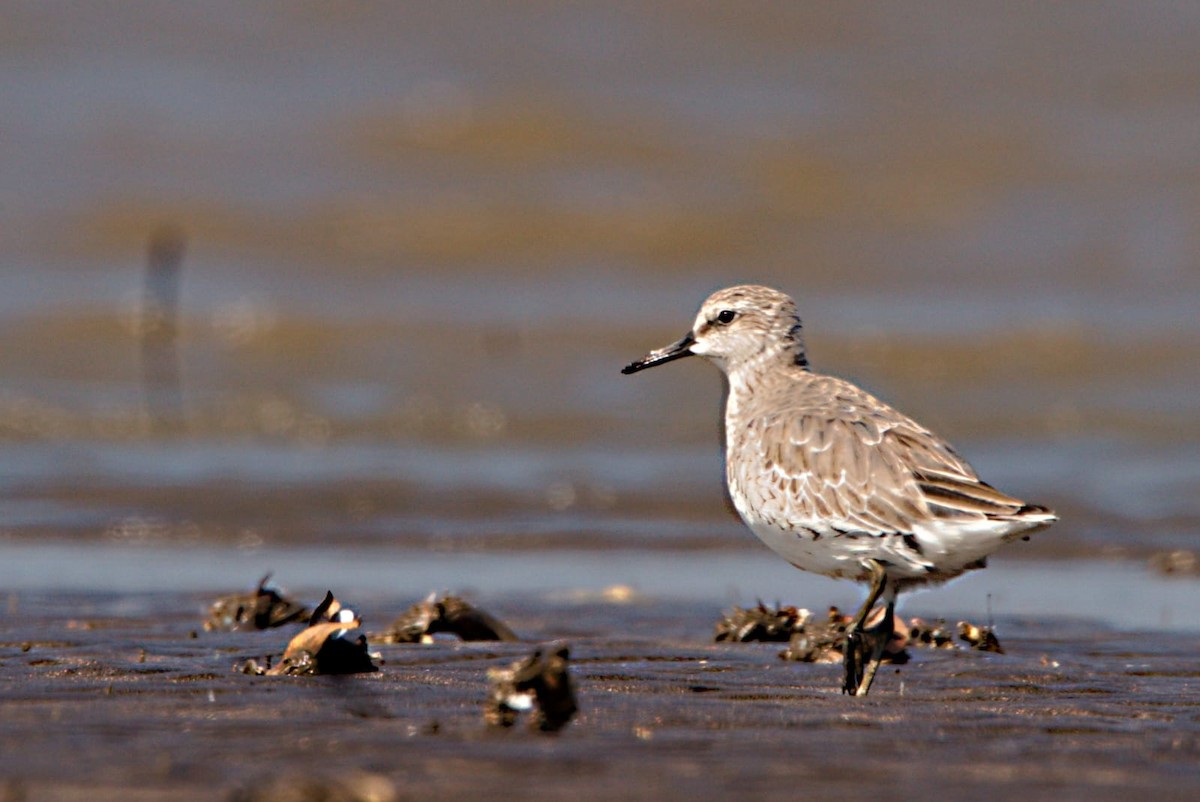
[999,504,1058,541]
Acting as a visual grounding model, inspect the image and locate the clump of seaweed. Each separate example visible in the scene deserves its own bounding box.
[778,606,909,664]
[375,592,518,644]
[485,642,577,732]
[718,603,1005,664]
[206,573,309,632]
[237,591,378,676]
[714,601,811,642]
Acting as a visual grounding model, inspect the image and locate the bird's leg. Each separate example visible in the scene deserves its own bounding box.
[854,588,897,697]
[842,559,888,695]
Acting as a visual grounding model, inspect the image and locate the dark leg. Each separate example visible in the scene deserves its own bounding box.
[842,560,888,695]
[854,592,896,697]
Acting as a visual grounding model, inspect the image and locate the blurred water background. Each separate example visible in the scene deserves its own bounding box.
[0,3,1197,624]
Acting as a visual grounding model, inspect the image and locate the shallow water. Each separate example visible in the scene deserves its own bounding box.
[2,543,1197,635]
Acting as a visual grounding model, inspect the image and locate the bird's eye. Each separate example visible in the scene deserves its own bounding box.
[715,309,737,325]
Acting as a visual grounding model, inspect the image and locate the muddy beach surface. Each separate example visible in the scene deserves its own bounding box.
[1,586,1199,802]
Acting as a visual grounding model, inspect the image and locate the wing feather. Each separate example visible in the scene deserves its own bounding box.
[748,375,1035,534]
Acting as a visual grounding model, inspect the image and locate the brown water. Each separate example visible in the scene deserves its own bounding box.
[1,5,1199,617]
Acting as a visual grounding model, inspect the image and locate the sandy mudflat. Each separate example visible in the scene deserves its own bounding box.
[1,590,1198,801]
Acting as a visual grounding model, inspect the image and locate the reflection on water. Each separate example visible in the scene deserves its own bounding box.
[0,4,1197,602]
[1,433,1196,570]
[2,543,1197,634]
[139,224,186,434]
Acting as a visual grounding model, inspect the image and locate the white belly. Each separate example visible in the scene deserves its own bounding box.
[724,454,885,580]
[743,516,870,580]
[733,490,1032,584]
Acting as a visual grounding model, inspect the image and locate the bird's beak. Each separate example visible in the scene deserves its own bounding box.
[621,332,696,375]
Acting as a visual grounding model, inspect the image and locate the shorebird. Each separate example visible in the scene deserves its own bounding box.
[622,285,1057,696]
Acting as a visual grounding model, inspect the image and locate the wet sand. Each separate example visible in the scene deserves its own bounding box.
[2,590,1199,801]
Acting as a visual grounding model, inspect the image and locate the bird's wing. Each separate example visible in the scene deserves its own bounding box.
[756,383,1034,535]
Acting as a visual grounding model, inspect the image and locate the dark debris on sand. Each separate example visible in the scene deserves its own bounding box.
[714,600,809,643]
[957,620,1004,653]
[374,592,519,644]
[716,602,1003,663]
[777,606,909,665]
[906,616,1004,653]
[485,641,578,732]
[237,591,378,676]
[908,616,958,649]
[205,573,309,632]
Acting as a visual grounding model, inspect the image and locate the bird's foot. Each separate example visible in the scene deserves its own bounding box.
[841,627,865,695]
[843,619,894,696]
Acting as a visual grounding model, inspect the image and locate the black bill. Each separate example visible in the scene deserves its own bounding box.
[621,332,696,374]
